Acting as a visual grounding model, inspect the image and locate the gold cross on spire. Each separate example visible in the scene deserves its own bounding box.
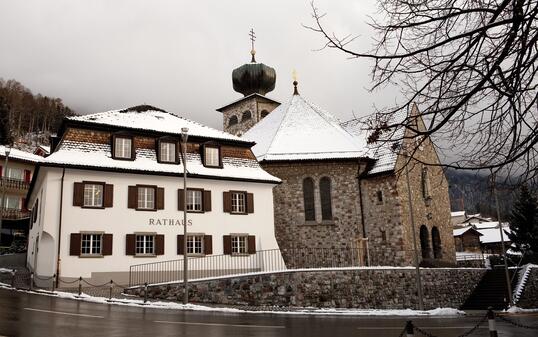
[249,28,256,62]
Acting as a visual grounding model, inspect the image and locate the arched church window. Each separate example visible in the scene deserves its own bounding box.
[241,110,252,122]
[419,225,431,259]
[261,110,269,119]
[319,177,333,221]
[303,178,315,221]
[431,226,442,259]
[228,115,238,127]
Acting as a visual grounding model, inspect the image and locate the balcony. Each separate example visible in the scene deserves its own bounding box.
[0,208,31,220]
[0,177,30,191]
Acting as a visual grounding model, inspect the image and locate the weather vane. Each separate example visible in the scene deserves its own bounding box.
[249,28,256,62]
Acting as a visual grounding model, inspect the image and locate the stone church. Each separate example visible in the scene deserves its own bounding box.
[216,49,455,267]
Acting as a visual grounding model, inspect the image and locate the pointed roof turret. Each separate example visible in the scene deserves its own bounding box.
[243,85,368,162]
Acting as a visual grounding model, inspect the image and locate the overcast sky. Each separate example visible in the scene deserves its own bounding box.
[0,0,393,129]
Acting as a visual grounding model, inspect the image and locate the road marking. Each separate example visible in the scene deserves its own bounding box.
[357,326,487,330]
[154,320,285,329]
[23,307,104,319]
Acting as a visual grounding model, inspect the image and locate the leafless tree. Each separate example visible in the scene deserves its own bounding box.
[306,0,538,184]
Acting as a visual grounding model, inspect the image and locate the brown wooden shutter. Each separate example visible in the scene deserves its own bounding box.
[24,170,31,183]
[70,233,81,256]
[104,184,114,208]
[73,183,84,206]
[247,235,256,254]
[125,234,135,255]
[155,234,165,255]
[203,190,211,212]
[246,193,254,213]
[223,192,231,213]
[177,235,184,255]
[128,186,137,209]
[156,187,165,210]
[204,235,212,255]
[223,235,232,255]
[178,189,185,211]
[102,234,113,255]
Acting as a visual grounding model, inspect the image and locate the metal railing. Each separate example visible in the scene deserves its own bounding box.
[0,177,30,190]
[129,247,373,287]
[0,208,31,220]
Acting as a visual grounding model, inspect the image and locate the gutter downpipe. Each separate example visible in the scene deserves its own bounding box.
[56,168,65,288]
[357,164,369,266]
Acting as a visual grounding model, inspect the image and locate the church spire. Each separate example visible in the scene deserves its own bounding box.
[249,28,256,63]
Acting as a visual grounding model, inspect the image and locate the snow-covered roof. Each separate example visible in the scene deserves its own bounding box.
[478,227,511,244]
[243,94,367,162]
[341,109,407,175]
[42,140,280,183]
[0,145,43,163]
[473,222,502,230]
[68,106,247,143]
[453,226,482,237]
[451,211,466,217]
[216,93,280,112]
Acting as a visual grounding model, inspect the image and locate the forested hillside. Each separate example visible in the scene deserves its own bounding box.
[0,78,76,145]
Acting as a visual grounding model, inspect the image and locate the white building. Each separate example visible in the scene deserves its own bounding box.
[26,105,282,285]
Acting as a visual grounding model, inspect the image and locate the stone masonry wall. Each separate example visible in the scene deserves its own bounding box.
[221,96,279,136]
[263,161,367,266]
[517,267,538,309]
[127,268,485,310]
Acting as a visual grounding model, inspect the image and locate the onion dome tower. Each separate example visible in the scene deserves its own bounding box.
[217,29,281,137]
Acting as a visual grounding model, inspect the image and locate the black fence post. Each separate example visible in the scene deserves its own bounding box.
[51,274,56,293]
[487,307,498,337]
[405,320,414,337]
[144,282,148,303]
[29,272,34,291]
[10,269,15,288]
[78,277,82,296]
[109,280,113,301]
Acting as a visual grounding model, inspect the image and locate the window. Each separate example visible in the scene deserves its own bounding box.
[376,190,384,204]
[186,235,204,255]
[204,146,220,167]
[303,178,315,221]
[137,187,155,210]
[421,167,431,199]
[319,177,333,221]
[231,235,248,255]
[1,195,19,209]
[431,227,442,259]
[231,192,246,214]
[186,189,202,211]
[241,110,252,122]
[419,225,431,259]
[83,183,103,207]
[81,233,103,255]
[5,167,23,180]
[159,141,177,163]
[228,115,238,126]
[260,110,269,119]
[135,235,155,255]
[381,230,387,243]
[114,136,133,159]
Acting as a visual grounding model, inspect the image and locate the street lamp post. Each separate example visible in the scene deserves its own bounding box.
[0,145,12,245]
[403,150,425,311]
[180,127,189,305]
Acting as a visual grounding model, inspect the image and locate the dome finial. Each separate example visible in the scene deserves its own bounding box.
[292,69,299,95]
[249,28,256,63]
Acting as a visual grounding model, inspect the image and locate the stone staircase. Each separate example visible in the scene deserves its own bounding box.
[461,267,517,310]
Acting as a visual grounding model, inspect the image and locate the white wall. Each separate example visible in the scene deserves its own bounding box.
[28,167,280,279]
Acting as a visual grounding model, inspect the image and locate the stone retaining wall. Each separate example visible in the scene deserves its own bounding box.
[125,268,485,310]
[517,267,538,309]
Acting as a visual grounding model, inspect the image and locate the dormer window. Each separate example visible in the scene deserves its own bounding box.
[112,135,134,160]
[203,145,221,168]
[158,139,178,163]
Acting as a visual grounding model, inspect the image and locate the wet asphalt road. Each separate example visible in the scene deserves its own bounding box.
[0,289,537,337]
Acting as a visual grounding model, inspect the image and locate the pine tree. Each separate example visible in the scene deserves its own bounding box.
[508,185,538,254]
[0,96,13,145]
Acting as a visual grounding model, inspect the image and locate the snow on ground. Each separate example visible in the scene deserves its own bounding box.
[0,268,15,273]
[0,281,464,317]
